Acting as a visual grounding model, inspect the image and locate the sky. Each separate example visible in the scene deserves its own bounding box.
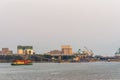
[0,0,120,56]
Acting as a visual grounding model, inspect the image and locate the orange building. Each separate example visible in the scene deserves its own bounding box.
[61,45,72,55]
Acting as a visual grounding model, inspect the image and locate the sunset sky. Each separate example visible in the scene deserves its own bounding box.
[0,0,120,56]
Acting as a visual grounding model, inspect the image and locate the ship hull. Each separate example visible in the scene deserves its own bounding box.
[11,63,32,65]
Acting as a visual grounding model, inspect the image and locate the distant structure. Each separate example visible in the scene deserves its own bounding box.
[17,45,34,55]
[48,50,62,55]
[115,48,120,57]
[61,45,72,55]
[0,48,13,54]
[82,47,94,56]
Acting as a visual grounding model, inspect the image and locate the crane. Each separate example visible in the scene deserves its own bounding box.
[83,47,94,56]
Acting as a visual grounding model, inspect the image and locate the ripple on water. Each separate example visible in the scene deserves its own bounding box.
[0,62,120,80]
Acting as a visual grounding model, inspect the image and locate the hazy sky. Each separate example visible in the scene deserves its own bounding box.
[0,0,120,56]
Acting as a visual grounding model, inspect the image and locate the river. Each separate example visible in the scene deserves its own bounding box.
[0,62,120,80]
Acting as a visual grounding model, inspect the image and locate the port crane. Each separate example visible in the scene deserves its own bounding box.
[115,48,120,56]
[73,47,95,62]
[74,47,94,57]
[83,47,94,57]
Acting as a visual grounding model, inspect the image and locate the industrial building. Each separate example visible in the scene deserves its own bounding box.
[0,48,13,54]
[61,45,72,55]
[17,45,34,55]
[48,50,62,55]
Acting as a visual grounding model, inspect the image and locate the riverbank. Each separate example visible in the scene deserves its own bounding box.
[0,54,120,63]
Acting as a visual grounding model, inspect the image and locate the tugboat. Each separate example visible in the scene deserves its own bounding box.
[11,59,32,65]
[11,51,33,65]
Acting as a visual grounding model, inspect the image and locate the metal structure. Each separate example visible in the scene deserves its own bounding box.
[115,48,120,56]
[83,47,94,56]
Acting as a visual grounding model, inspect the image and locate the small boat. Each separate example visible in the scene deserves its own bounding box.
[11,60,32,65]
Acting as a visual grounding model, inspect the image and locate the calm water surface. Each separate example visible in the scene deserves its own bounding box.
[0,62,120,80]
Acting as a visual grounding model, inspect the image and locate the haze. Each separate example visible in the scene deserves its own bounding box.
[0,0,120,56]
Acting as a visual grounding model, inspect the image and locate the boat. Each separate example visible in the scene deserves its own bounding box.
[11,53,33,65]
[11,60,32,65]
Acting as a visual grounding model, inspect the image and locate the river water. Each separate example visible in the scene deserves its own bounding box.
[0,62,120,80]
